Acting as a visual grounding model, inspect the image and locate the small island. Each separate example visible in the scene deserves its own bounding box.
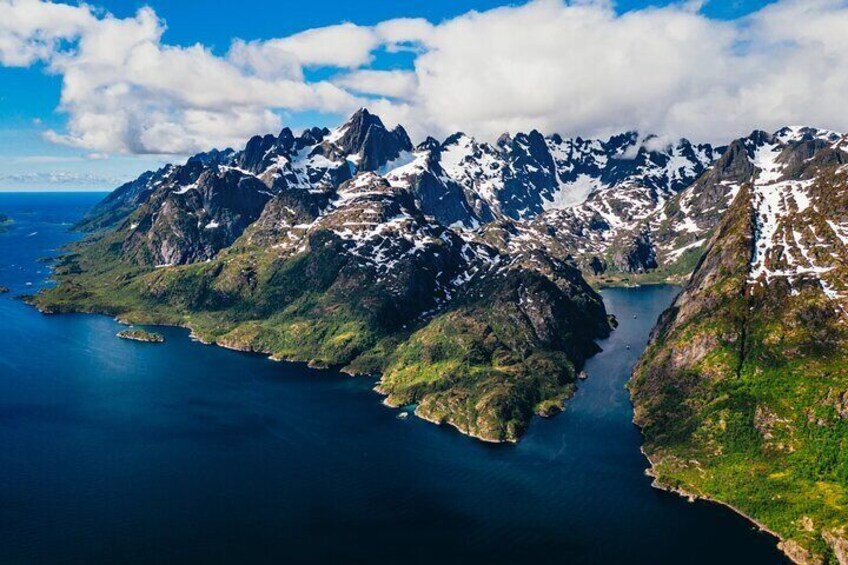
[0,214,11,233]
[0,286,9,294]
[117,329,165,343]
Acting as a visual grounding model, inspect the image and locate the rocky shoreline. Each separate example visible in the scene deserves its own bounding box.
[35,300,585,445]
[117,328,165,343]
[639,448,845,565]
[410,405,516,444]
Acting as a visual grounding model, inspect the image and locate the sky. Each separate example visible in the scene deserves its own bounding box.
[3,0,847,191]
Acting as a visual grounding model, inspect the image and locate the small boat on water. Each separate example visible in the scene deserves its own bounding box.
[397,412,409,420]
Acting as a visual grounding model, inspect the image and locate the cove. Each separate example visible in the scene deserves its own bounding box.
[0,193,789,564]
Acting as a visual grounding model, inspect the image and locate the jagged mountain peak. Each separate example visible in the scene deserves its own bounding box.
[442,131,475,148]
[774,125,843,145]
[83,110,728,273]
[322,108,413,172]
[331,107,386,145]
[738,126,844,154]
[602,130,641,154]
[296,126,330,149]
[416,136,441,153]
[186,147,235,167]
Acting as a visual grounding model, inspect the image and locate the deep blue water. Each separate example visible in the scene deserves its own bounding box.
[0,192,788,564]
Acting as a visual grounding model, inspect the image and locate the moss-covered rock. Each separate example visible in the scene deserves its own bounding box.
[117,329,164,343]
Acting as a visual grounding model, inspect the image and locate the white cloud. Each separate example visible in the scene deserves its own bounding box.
[227,39,303,81]
[0,0,94,66]
[333,70,418,99]
[2,1,362,154]
[0,170,124,186]
[243,23,379,69]
[401,0,742,141]
[375,0,848,144]
[374,18,434,51]
[4,0,848,155]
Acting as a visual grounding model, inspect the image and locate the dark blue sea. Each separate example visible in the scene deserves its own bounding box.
[0,192,788,564]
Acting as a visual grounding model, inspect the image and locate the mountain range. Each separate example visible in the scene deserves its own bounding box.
[30,109,848,564]
[77,109,726,277]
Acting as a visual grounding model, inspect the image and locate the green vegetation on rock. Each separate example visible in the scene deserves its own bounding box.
[117,328,165,343]
[632,167,848,563]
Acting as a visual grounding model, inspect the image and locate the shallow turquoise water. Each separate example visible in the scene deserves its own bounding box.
[0,193,788,564]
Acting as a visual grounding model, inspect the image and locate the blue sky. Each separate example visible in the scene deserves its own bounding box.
[0,0,820,191]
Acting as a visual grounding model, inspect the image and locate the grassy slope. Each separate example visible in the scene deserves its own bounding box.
[631,186,848,563]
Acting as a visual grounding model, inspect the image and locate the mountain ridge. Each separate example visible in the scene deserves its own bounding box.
[78,108,728,280]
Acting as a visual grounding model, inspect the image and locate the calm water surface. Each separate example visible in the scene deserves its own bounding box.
[0,192,788,564]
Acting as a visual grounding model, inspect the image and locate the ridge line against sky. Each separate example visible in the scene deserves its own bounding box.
[1,0,848,190]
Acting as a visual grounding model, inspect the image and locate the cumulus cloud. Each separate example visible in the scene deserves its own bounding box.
[1,1,361,154]
[374,18,434,50]
[0,0,93,66]
[242,23,380,69]
[4,0,848,154]
[333,70,418,99]
[406,0,741,140]
[388,0,848,143]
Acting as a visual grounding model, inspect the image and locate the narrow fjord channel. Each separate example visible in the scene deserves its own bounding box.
[0,193,788,564]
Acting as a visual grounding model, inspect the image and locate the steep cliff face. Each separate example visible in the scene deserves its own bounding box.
[120,168,274,266]
[632,130,848,564]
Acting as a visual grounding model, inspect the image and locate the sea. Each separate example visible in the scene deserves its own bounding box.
[0,192,788,564]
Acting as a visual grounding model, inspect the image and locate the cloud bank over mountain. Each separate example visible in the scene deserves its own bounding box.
[2,0,848,154]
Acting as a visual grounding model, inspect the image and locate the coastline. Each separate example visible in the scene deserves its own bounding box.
[36,274,818,551]
[412,406,516,445]
[33,300,523,444]
[377,391,514,444]
[116,329,164,343]
[638,446,815,565]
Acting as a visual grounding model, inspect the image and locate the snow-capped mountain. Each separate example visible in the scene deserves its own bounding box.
[83,109,724,277]
[499,125,848,282]
[434,129,717,222]
[743,126,848,300]
[49,109,625,443]
[652,126,848,291]
[81,109,847,295]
